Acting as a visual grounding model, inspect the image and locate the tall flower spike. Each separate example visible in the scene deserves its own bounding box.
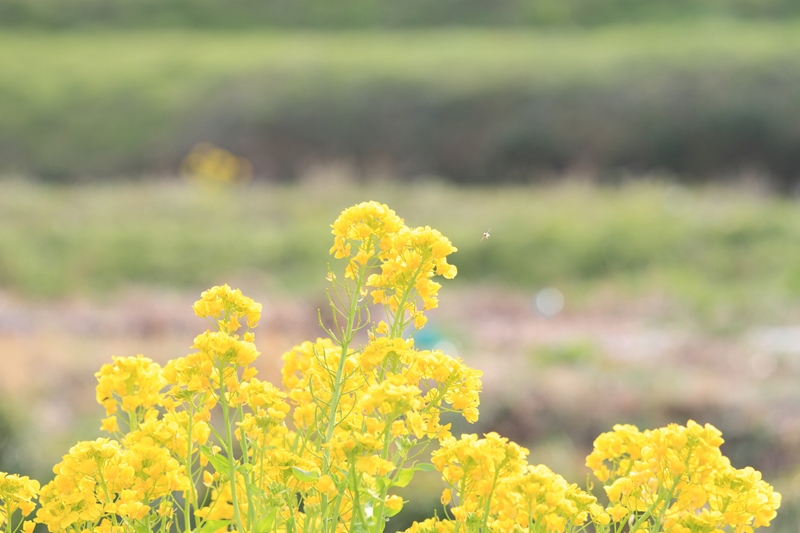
[193,284,262,330]
[330,201,405,278]
[367,225,457,330]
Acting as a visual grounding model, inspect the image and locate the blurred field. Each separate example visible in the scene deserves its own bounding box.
[3,22,800,182]
[4,179,800,330]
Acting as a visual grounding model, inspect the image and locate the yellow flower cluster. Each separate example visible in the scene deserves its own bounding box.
[586,421,782,533]
[277,333,482,525]
[282,336,481,439]
[434,432,529,526]
[192,284,262,332]
[428,432,604,533]
[125,409,210,461]
[402,516,456,533]
[0,203,782,533]
[0,473,38,533]
[495,464,609,532]
[95,355,165,430]
[181,142,253,187]
[329,201,457,331]
[32,285,283,533]
[367,225,457,329]
[37,438,189,531]
[164,284,262,413]
[330,201,405,263]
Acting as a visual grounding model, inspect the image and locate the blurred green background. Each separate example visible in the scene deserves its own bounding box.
[2,2,800,532]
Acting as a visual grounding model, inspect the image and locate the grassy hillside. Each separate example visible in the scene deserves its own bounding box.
[2,23,800,183]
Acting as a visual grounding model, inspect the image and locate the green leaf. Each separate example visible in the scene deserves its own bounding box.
[255,510,276,533]
[245,478,268,499]
[200,445,231,474]
[196,520,231,533]
[377,476,388,492]
[392,467,417,488]
[392,463,436,487]
[291,466,320,483]
[207,453,231,474]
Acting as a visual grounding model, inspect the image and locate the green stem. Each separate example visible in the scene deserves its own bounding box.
[219,364,245,533]
[348,460,367,531]
[646,474,680,533]
[323,263,367,467]
[372,419,398,531]
[183,402,195,532]
[330,492,344,533]
[452,475,467,533]
[528,500,536,533]
[236,403,256,529]
[481,461,505,533]
[389,263,426,338]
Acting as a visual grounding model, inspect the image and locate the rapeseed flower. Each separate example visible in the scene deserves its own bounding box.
[0,203,782,533]
[0,473,38,531]
[587,421,781,533]
[95,355,165,420]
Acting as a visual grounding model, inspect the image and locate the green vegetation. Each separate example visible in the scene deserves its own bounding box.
[529,340,600,367]
[2,23,800,183]
[3,0,798,29]
[4,178,800,330]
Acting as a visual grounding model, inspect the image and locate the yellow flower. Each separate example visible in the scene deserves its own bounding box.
[385,494,404,513]
[608,504,629,522]
[100,416,118,433]
[192,330,260,368]
[451,506,468,523]
[315,474,338,497]
[589,421,780,532]
[355,456,395,476]
[329,201,405,262]
[399,517,456,533]
[95,354,165,417]
[366,225,458,329]
[193,284,262,329]
[0,473,40,523]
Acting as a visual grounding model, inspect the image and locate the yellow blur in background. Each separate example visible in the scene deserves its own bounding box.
[181,143,253,187]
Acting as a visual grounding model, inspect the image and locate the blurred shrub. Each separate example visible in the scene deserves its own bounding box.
[208,70,800,189]
[2,0,799,29]
[2,27,800,187]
